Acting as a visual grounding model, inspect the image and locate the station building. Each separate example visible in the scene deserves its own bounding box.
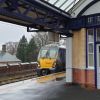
[66,0,100,89]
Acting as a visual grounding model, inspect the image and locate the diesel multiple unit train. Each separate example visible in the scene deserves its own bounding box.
[37,43,66,76]
[0,43,66,84]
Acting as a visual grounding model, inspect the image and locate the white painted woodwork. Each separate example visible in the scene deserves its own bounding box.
[83,1,100,16]
[66,37,72,83]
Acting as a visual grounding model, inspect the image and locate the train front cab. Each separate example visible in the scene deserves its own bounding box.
[37,44,66,76]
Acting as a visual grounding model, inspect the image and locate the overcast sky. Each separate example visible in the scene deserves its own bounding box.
[0,21,35,50]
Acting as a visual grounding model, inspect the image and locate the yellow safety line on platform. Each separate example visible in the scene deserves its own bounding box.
[37,72,65,83]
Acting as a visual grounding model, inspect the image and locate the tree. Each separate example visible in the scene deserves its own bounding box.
[26,36,38,62]
[34,32,49,50]
[5,42,19,55]
[16,35,28,62]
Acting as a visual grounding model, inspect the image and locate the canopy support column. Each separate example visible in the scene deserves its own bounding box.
[66,37,72,83]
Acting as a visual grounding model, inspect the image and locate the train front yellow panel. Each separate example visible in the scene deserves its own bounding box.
[39,58,56,69]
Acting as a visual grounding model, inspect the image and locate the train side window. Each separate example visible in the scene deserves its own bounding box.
[49,48,58,59]
[59,48,66,62]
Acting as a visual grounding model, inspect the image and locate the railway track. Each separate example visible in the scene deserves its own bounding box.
[0,71,65,85]
[0,73,37,85]
[0,62,37,85]
[0,62,65,85]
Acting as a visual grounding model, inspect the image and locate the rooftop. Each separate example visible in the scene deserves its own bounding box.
[0,52,21,62]
[44,0,80,12]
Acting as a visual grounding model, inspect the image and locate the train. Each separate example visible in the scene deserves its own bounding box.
[37,43,66,76]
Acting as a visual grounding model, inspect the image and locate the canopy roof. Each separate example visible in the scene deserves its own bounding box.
[44,0,80,12]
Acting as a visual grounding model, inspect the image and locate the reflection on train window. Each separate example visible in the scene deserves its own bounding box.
[48,47,58,59]
[40,49,48,58]
[38,46,58,59]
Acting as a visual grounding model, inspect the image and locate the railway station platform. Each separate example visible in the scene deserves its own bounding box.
[0,73,100,100]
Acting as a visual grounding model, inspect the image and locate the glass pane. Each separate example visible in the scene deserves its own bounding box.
[88,17,93,24]
[97,16,100,24]
[88,54,94,67]
[40,49,48,58]
[44,0,80,12]
[49,47,58,59]
[39,47,49,58]
[48,0,56,4]
[88,43,93,53]
[88,29,94,42]
[96,28,100,41]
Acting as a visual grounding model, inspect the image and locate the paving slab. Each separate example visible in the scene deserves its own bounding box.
[0,78,100,100]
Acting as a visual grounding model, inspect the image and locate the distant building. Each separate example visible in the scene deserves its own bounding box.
[4,42,19,55]
[0,45,21,65]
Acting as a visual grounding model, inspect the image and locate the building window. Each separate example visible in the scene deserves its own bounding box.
[87,29,94,68]
[97,16,100,24]
[96,28,100,41]
[89,43,93,53]
[88,17,93,24]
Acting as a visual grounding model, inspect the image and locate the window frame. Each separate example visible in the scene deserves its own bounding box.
[87,29,94,68]
[96,28,100,42]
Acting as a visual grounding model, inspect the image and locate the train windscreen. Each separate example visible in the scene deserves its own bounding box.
[48,47,58,59]
[38,46,58,59]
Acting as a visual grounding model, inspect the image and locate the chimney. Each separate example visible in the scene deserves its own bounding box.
[2,45,6,52]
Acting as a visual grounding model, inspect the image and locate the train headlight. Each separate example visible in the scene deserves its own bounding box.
[38,64,40,68]
[52,62,56,68]
[37,61,40,68]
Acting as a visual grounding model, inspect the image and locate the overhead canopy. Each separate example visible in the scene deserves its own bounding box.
[44,0,80,12]
[0,0,81,35]
[0,0,71,34]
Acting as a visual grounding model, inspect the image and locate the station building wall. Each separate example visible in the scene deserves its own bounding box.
[72,28,95,88]
[66,0,100,89]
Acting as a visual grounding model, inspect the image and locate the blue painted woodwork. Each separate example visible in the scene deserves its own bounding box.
[69,13,100,30]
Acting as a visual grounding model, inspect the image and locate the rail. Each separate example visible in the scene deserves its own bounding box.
[0,62,38,85]
[0,62,65,85]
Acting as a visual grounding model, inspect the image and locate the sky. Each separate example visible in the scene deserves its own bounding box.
[0,21,35,50]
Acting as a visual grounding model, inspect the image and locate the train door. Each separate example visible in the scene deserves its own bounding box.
[59,48,66,70]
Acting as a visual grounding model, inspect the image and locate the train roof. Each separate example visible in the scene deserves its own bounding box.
[59,45,66,49]
[42,43,66,49]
